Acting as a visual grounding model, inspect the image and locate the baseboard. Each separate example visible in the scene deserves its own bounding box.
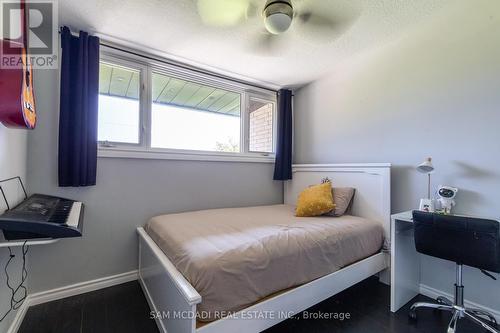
[8,270,138,333]
[419,283,500,322]
[28,270,138,306]
[6,299,30,333]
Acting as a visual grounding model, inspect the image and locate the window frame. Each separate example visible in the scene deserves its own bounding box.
[97,48,277,163]
[98,54,148,148]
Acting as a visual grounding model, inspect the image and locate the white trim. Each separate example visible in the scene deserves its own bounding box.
[6,300,30,333]
[28,270,138,306]
[0,238,59,248]
[7,270,138,333]
[293,163,392,169]
[419,283,500,323]
[98,147,275,163]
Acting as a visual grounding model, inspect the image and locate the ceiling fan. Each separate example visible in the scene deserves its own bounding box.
[196,0,357,53]
[264,0,298,34]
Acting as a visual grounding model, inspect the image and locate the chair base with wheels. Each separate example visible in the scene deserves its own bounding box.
[409,264,499,333]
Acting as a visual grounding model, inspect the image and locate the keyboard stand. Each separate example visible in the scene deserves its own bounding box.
[0,176,54,247]
[0,234,59,248]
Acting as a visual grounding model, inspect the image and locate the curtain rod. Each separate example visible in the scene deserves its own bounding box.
[99,41,278,94]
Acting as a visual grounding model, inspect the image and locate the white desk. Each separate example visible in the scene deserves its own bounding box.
[390,211,421,312]
[390,210,500,327]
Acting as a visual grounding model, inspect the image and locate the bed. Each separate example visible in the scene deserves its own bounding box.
[137,163,391,333]
[145,204,384,321]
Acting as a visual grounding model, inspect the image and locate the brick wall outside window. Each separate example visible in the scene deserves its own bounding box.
[249,103,273,152]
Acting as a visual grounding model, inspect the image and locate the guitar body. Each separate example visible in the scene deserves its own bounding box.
[0,0,36,129]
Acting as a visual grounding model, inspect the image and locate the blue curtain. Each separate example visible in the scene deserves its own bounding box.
[58,26,100,187]
[273,89,293,180]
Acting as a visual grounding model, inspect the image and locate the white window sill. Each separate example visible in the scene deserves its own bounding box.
[98,147,275,164]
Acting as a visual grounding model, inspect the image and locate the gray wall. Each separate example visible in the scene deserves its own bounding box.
[294,0,500,311]
[0,126,27,332]
[26,68,283,293]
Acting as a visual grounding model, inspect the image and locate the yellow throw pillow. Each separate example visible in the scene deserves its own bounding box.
[295,182,336,217]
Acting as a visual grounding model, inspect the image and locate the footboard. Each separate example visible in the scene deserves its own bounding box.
[138,227,201,333]
[138,226,388,333]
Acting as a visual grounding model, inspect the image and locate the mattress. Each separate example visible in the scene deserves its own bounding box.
[144,204,384,321]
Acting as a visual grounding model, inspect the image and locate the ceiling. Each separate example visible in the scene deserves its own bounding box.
[60,0,452,88]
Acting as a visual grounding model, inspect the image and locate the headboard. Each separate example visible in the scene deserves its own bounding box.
[284,164,391,240]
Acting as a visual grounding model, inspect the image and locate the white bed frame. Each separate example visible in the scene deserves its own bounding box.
[137,163,391,333]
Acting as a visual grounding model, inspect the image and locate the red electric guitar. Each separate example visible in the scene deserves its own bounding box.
[0,0,36,129]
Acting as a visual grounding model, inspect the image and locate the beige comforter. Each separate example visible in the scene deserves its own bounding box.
[145,204,384,321]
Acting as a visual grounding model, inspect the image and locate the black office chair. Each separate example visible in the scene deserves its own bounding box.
[409,211,500,333]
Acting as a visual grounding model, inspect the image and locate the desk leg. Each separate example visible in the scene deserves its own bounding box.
[390,219,421,312]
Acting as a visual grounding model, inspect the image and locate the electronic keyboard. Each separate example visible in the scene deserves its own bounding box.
[0,194,84,240]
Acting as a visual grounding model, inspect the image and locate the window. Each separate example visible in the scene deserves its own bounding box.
[98,62,142,144]
[97,49,277,162]
[151,72,241,152]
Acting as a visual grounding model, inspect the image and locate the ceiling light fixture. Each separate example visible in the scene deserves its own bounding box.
[263,0,293,35]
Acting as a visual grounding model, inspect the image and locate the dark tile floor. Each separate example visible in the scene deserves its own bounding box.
[19,277,496,333]
[264,277,493,333]
[19,281,158,333]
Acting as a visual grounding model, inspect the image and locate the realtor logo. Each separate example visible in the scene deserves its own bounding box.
[1,0,58,68]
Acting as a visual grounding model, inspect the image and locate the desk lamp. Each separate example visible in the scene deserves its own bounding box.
[417,157,435,211]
